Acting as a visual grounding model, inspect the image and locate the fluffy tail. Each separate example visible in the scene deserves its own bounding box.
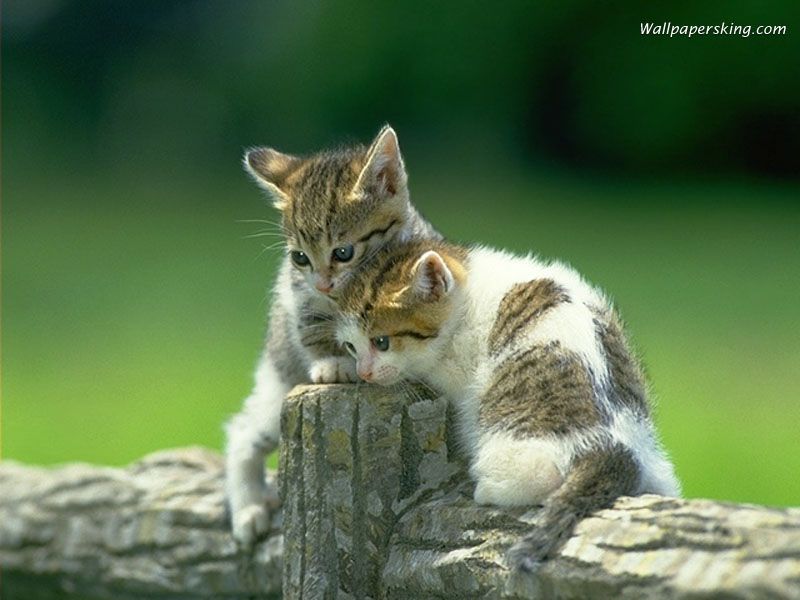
[508,443,640,571]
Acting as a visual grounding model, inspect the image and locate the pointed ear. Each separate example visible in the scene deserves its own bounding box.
[243,147,301,211]
[354,125,407,199]
[411,251,454,302]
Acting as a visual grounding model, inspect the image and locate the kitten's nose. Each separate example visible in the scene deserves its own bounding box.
[357,364,373,381]
[315,279,333,294]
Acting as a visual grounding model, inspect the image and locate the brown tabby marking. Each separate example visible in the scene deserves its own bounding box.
[338,240,468,339]
[560,444,640,506]
[479,342,602,437]
[297,299,344,356]
[593,310,649,416]
[509,443,640,565]
[487,280,570,355]
[282,150,365,244]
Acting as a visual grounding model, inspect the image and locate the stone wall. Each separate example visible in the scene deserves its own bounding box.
[2,384,799,599]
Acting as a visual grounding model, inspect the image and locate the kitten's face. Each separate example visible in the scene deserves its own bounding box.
[282,182,406,299]
[245,126,410,299]
[337,245,462,385]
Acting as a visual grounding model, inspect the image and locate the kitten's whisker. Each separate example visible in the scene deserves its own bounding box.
[252,243,285,262]
[255,242,287,253]
[237,219,291,239]
[398,380,424,404]
[299,318,335,327]
[407,379,429,400]
[237,217,288,230]
[242,231,287,240]
[299,319,334,328]
[236,219,279,225]
[299,318,335,331]
[299,313,336,323]
[299,325,335,335]
[414,378,435,392]
[360,244,386,266]
[408,377,439,397]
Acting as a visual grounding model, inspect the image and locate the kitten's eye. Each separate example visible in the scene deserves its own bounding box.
[290,250,310,267]
[343,341,356,356]
[372,336,390,352]
[332,245,355,263]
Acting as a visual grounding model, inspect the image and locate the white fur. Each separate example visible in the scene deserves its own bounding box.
[608,409,682,496]
[337,316,363,353]
[226,127,441,545]
[472,432,565,506]
[225,260,354,546]
[226,162,435,544]
[469,413,680,507]
[224,355,287,546]
[424,248,611,442]
[309,356,358,383]
[467,249,609,383]
[341,245,681,505]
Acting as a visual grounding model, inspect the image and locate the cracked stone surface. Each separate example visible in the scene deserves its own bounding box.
[0,447,282,599]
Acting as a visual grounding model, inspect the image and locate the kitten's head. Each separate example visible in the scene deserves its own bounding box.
[244,125,412,298]
[336,241,466,385]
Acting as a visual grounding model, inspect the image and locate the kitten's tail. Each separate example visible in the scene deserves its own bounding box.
[508,443,640,571]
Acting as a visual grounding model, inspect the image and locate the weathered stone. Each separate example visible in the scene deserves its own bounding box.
[0,447,281,599]
[2,385,800,599]
[281,384,800,600]
[279,384,461,600]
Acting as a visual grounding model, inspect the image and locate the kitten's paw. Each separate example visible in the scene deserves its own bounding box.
[232,504,271,548]
[310,357,358,383]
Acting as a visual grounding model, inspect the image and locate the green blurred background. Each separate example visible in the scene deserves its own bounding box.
[2,1,799,506]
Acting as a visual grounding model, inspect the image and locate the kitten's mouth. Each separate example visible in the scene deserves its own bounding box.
[370,370,401,386]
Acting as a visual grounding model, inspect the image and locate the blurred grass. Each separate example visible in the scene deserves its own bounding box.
[2,167,799,506]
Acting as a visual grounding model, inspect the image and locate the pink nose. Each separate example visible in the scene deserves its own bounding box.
[315,279,333,294]
[357,366,373,381]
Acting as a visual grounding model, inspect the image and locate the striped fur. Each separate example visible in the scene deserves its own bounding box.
[487,279,570,355]
[336,239,680,568]
[480,342,602,437]
[225,127,440,546]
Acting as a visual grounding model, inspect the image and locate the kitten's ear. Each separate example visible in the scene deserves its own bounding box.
[354,125,408,199]
[243,147,301,211]
[411,251,454,302]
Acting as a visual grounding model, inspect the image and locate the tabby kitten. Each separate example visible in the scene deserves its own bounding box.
[225,126,440,546]
[336,239,680,568]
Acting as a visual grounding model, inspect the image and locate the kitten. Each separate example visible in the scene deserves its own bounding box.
[225,126,440,546]
[336,239,680,568]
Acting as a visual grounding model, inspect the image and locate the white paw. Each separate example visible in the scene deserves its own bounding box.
[232,503,271,547]
[309,356,358,383]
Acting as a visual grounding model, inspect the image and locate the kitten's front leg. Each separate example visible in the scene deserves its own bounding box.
[224,355,287,547]
[297,302,358,383]
[309,355,358,383]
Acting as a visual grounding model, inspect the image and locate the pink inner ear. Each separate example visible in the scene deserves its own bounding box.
[377,167,396,196]
[421,257,446,301]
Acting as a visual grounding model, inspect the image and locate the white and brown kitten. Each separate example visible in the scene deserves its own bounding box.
[336,239,680,568]
[225,127,440,546]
